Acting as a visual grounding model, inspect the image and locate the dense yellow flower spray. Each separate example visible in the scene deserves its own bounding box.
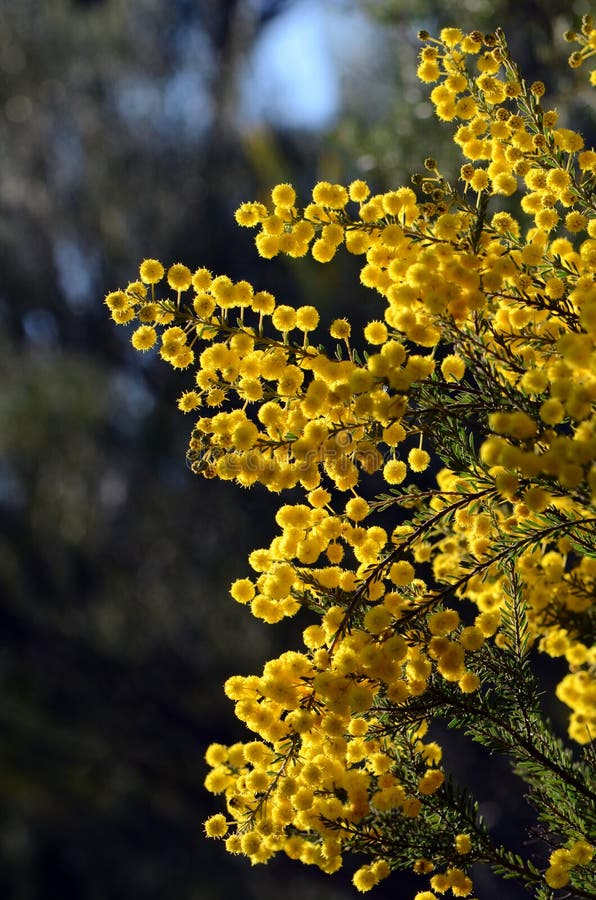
[106,21,596,900]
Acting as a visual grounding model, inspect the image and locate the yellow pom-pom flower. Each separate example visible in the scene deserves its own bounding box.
[384,459,407,484]
[408,448,431,472]
[349,179,370,202]
[364,321,389,345]
[167,263,192,291]
[345,497,370,522]
[441,355,466,381]
[139,258,164,284]
[419,769,445,794]
[131,325,157,351]
[230,578,255,604]
[271,305,297,333]
[389,560,415,586]
[271,183,296,208]
[455,834,472,854]
[330,318,351,339]
[296,305,320,331]
[204,814,228,838]
[192,267,212,291]
[177,391,201,412]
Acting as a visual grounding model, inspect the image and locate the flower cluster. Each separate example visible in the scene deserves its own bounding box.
[107,22,595,900]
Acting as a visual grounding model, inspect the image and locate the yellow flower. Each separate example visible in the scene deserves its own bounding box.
[364,321,388,344]
[389,560,415,586]
[108,26,596,884]
[491,173,518,196]
[353,865,378,892]
[539,398,565,425]
[408,448,431,472]
[419,768,445,794]
[312,181,349,208]
[330,318,351,339]
[535,208,559,231]
[139,258,164,284]
[349,179,370,202]
[252,290,276,314]
[104,290,130,312]
[384,459,407,484]
[230,578,255,604]
[565,211,588,233]
[428,609,460,635]
[458,672,480,693]
[470,169,490,191]
[417,60,441,82]
[554,128,584,152]
[455,834,472,854]
[235,201,267,226]
[345,497,370,522]
[569,840,594,865]
[441,355,465,381]
[271,183,296,208]
[296,305,320,331]
[271,305,297,333]
[448,868,473,896]
[440,27,463,46]
[312,239,336,263]
[255,233,280,258]
[545,865,570,888]
[364,606,392,634]
[167,263,192,291]
[204,814,228,838]
[131,325,157,351]
[177,391,201,412]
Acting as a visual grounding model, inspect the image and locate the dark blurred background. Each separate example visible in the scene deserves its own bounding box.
[0,1,592,898]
